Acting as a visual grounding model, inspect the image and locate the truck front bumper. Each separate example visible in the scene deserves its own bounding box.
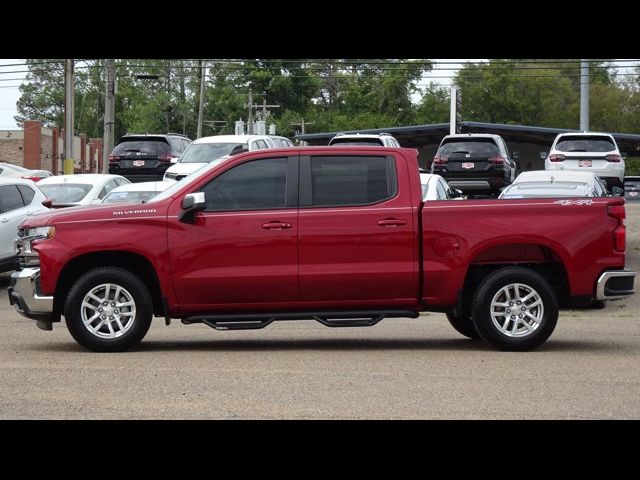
[8,267,54,330]
[596,269,636,301]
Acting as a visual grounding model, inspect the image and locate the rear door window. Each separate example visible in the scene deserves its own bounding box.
[0,185,25,213]
[17,185,36,205]
[307,155,396,206]
[554,136,616,152]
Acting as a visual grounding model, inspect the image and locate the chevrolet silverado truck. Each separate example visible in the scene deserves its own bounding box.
[8,146,636,352]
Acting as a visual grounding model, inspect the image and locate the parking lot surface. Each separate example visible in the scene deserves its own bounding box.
[1,204,639,419]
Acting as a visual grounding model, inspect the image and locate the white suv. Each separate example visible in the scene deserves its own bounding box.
[328,132,401,147]
[545,132,624,189]
[163,134,293,182]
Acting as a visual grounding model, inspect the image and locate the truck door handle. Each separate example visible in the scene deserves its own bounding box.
[262,221,292,230]
[377,218,407,227]
[0,218,8,223]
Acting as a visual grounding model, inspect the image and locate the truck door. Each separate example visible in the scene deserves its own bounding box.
[167,155,299,309]
[297,153,417,306]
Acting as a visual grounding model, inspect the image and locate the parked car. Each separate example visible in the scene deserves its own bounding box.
[108,133,192,182]
[102,181,173,204]
[9,146,634,353]
[163,134,293,182]
[0,162,53,182]
[431,134,518,195]
[499,170,611,199]
[328,132,401,147]
[544,132,624,190]
[624,176,640,201]
[420,173,463,200]
[37,174,130,208]
[0,178,49,273]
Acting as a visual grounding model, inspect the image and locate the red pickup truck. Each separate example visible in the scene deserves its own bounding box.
[8,147,635,352]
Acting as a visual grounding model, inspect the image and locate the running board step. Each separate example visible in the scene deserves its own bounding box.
[202,318,275,331]
[313,314,384,327]
[182,310,418,330]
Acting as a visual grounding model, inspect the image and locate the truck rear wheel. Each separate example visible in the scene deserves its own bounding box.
[446,309,480,339]
[64,267,153,352]
[471,267,558,351]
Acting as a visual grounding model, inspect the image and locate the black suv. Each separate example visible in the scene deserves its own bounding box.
[108,133,192,182]
[431,134,518,195]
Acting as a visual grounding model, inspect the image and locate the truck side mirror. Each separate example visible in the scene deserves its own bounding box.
[42,198,53,209]
[610,186,624,197]
[512,151,520,160]
[179,192,206,223]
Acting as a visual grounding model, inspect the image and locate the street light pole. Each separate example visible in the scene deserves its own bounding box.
[197,60,206,139]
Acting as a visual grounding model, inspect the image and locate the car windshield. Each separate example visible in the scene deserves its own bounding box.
[554,136,616,152]
[439,139,499,156]
[39,183,93,203]
[102,190,161,204]
[180,143,248,164]
[148,157,231,202]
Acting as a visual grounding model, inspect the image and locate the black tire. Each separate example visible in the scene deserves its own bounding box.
[446,309,480,339]
[64,267,153,352]
[471,267,558,351]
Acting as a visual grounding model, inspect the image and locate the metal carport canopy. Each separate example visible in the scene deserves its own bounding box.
[295,121,640,154]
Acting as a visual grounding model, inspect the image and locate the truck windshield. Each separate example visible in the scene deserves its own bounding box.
[39,184,93,203]
[180,143,248,164]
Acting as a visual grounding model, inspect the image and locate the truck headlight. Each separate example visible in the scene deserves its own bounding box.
[16,226,56,264]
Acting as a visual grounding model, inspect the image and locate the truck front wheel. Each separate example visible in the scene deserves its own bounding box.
[64,267,153,352]
[471,267,558,351]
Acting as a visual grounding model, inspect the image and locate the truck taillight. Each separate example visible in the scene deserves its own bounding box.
[548,154,565,162]
[433,155,448,165]
[608,204,626,252]
[108,155,120,163]
[158,152,172,162]
[21,175,41,182]
[605,154,622,163]
[488,155,505,165]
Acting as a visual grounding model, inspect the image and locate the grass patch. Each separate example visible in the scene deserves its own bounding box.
[419,312,432,317]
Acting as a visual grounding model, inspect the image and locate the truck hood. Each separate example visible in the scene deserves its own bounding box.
[21,201,169,229]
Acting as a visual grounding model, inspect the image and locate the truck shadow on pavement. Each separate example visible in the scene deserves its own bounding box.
[26,337,614,353]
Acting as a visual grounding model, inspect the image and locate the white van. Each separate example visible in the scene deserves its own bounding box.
[163,134,294,182]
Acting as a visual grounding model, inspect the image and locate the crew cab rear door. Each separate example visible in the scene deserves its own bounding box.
[297,151,418,305]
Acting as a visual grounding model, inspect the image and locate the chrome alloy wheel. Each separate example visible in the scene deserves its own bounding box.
[80,283,137,339]
[490,283,544,337]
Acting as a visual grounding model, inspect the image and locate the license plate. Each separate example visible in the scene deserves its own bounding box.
[578,160,592,167]
[462,162,474,169]
[133,160,145,167]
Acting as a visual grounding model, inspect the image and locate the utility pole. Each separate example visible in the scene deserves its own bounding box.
[64,59,74,175]
[197,60,206,139]
[291,118,314,146]
[102,59,116,174]
[247,90,254,134]
[166,60,171,132]
[254,98,280,120]
[580,59,589,132]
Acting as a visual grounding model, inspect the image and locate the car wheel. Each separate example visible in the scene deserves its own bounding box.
[64,267,153,352]
[446,309,480,339]
[471,267,558,351]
